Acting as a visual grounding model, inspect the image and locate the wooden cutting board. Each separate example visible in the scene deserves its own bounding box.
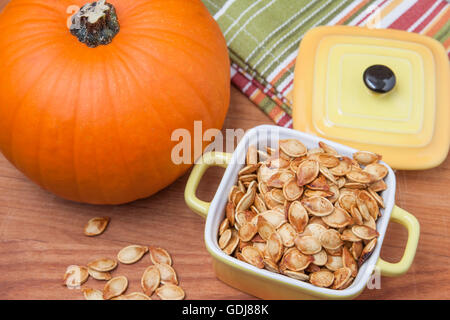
[0,1,449,300]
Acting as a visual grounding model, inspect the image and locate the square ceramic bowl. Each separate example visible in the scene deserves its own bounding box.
[185,125,419,299]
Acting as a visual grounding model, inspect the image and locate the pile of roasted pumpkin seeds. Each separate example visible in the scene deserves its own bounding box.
[62,218,185,300]
[218,139,388,290]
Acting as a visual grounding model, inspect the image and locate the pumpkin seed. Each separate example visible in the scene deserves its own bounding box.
[156,284,185,300]
[279,139,307,157]
[219,229,232,249]
[294,235,322,255]
[289,157,305,173]
[277,223,296,247]
[155,263,178,285]
[310,270,334,287]
[246,145,258,165]
[351,241,363,260]
[358,190,379,220]
[121,292,152,300]
[235,210,257,228]
[331,267,352,289]
[346,168,373,184]
[267,170,295,188]
[368,179,387,192]
[349,205,364,225]
[304,223,328,239]
[238,223,258,242]
[342,247,358,278]
[239,164,260,176]
[226,202,235,227]
[88,268,112,281]
[322,208,352,228]
[296,159,320,186]
[82,288,104,300]
[353,151,381,165]
[87,258,117,272]
[329,157,352,176]
[263,259,279,273]
[282,248,312,271]
[149,247,172,266]
[141,265,160,296]
[327,184,339,203]
[254,193,267,213]
[312,249,328,266]
[84,217,110,237]
[266,232,283,262]
[257,216,276,240]
[368,188,385,208]
[358,238,377,266]
[352,225,379,240]
[223,229,239,255]
[241,246,264,268]
[219,218,230,236]
[283,178,303,201]
[320,229,343,250]
[325,255,343,271]
[339,194,356,212]
[239,174,257,183]
[64,265,89,288]
[307,174,330,191]
[288,201,309,233]
[318,154,340,168]
[103,276,128,300]
[326,246,343,257]
[364,163,388,181]
[301,196,334,217]
[319,166,337,185]
[318,142,338,155]
[363,216,377,230]
[304,189,334,198]
[236,187,256,212]
[283,270,310,281]
[260,210,286,228]
[340,228,362,242]
[117,245,148,265]
[337,176,346,189]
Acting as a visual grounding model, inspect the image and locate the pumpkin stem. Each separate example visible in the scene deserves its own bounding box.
[70,0,120,48]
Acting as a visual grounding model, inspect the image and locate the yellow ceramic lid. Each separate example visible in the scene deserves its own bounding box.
[293,26,449,170]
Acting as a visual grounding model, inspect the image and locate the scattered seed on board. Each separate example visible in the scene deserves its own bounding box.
[103,276,128,300]
[87,258,117,272]
[156,284,185,300]
[218,140,385,290]
[117,245,148,264]
[82,288,104,300]
[84,217,110,236]
[64,265,89,288]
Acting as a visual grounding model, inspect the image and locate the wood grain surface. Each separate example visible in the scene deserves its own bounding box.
[0,0,449,300]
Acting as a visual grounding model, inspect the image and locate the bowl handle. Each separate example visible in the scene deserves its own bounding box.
[184,152,232,219]
[376,206,420,277]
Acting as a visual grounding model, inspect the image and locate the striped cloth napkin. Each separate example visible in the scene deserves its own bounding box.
[202,0,450,128]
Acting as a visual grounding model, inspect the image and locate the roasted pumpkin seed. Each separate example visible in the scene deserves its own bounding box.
[320,229,343,250]
[141,265,160,296]
[283,178,303,201]
[241,246,264,268]
[322,208,352,228]
[364,163,388,181]
[288,201,309,233]
[103,276,128,300]
[297,159,319,186]
[219,229,232,249]
[149,247,172,266]
[117,245,148,265]
[88,268,112,281]
[84,217,110,237]
[238,223,258,242]
[310,270,334,287]
[353,151,381,165]
[279,139,307,157]
[82,288,104,300]
[352,225,379,240]
[64,265,89,288]
[155,263,178,285]
[156,284,185,300]
[87,258,117,272]
[294,235,322,255]
[331,267,352,289]
[301,196,334,217]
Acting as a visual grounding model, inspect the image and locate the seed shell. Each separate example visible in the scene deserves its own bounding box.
[103,276,128,300]
[117,245,148,264]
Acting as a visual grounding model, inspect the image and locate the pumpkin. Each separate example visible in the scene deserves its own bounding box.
[0,0,230,204]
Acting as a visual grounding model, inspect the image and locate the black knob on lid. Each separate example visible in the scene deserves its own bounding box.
[363,65,396,93]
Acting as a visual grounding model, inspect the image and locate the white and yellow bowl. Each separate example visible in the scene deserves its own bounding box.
[185,125,420,299]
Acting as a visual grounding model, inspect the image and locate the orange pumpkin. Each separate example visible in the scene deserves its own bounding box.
[0,0,230,204]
